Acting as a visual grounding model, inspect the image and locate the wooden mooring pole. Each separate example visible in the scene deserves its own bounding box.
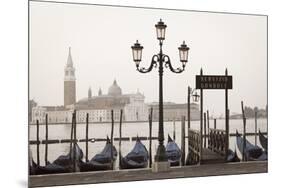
[254,110,257,146]
[45,114,48,166]
[241,101,246,161]
[173,118,176,141]
[204,112,206,148]
[111,110,114,170]
[207,110,210,144]
[69,113,74,165]
[187,86,191,130]
[200,68,203,161]
[149,108,153,168]
[36,119,40,166]
[225,109,230,160]
[85,113,89,162]
[214,119,217,129]
[181,116,186,166]
[225,69,229,160]
[119,109,123,168]
[73,110,77,172]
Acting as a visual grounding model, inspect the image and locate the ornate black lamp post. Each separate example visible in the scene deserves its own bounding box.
[131,19,190,162]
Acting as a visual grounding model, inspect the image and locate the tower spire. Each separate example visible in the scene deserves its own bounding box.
[67,46,73,67]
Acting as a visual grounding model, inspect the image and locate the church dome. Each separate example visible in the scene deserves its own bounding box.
[108,80,122,96]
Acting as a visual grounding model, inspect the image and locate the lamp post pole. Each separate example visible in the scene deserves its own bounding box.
[155,40,166,161]
[131,19,190,162]
[158,42,164,150]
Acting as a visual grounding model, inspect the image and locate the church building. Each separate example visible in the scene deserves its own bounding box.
[30,48,199,124]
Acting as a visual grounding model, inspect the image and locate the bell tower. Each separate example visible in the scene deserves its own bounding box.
[64,47,76,107]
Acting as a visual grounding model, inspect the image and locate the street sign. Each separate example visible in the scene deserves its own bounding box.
[196,75,232,89]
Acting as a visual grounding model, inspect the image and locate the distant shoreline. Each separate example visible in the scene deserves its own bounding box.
[28,117,267,125]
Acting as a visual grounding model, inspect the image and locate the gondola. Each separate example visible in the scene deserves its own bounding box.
[236,130,266,161]
[29,149,37,175]
[52,143,84,171]
[31,160,68,175]
[30,156,62,175]
[30,117,69,175]
[259,130,268,152]
[35,161,69,175]
[53,112,84,172]
[88,136,117,171]
[30,159,37,175]
[227,149,240,162]
[119,136,149,169]
[166,134,181,166]
[80,136,117,171]
[51,111,85,172]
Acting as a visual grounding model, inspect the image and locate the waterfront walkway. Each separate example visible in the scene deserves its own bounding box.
[29,161,267,187]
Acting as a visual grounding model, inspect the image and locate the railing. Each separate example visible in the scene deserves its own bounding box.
[187,129,201,165]
[208,128,227,156]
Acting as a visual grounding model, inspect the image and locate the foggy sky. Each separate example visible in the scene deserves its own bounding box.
[29,1,267,116]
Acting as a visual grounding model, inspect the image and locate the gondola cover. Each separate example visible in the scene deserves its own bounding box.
[166,135,181,166]
[236,131,265,161]
[82,137,117,171]
[120,136,149,169]
[53,143,84,168]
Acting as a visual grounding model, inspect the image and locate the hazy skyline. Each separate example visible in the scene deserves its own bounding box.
[29,1,267,115]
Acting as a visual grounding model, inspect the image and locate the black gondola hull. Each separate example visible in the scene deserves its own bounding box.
[227,149,240,162]
[259,131,268,152]
[120,138,149,169]
[120,157,148,169]
[236,131,264,161]
[166,135,181,166]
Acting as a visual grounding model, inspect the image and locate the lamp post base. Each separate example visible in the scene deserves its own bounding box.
[154,144,168,162]
[152,161,170,172]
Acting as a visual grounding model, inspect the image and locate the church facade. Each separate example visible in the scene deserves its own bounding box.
[75,80,148,122]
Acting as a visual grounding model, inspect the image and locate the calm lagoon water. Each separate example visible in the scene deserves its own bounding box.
[29,118,267,166]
